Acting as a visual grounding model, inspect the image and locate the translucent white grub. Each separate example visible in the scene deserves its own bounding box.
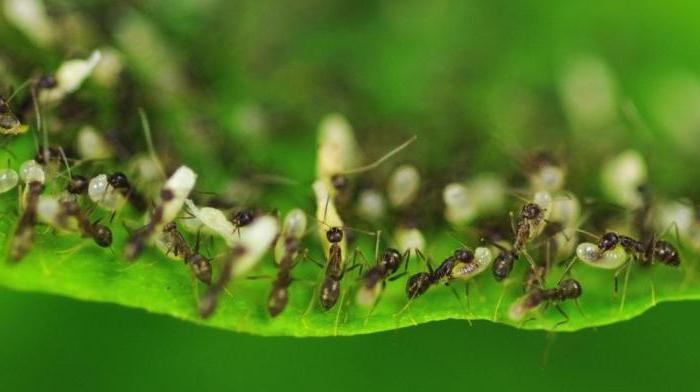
[19,160,45,184]
[393,226,426,254]
[0,169,19,193]
[355,189,386,222]
[443,183,477,225]
[386,164,420,208]
[76,126,113,160]
[558,54,618,130]
[274,208,307,264]
[3,0,55,47]
[451,246,495,281]
[230,215,279,275]
[313,179,347,260]
[40,50,102,104]
[529,164,566,193]
[576,242,629,269]
[601,150,648,209]
[184,199,237,247]
[315,113,361,182]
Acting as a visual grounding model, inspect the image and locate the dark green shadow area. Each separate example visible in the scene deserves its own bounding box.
[1,287,697,392]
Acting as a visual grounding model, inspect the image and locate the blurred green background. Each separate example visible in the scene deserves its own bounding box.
[3,0,700,390]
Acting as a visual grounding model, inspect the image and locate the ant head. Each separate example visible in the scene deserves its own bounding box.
[326,227,343,243]
[454,248,474,263]
[320,276,341,310]
[108,172,130,190]
[163,221,177,233]
[598,232,619,252]
[160,188,174,201]
[381,248,402,272]
[521,203,542,220]
[406,272,432,299]
[67,175,89,194]
[92,224,113,247]
[233,209,254,227]
[331,174,348,191]
[558,278,582,299]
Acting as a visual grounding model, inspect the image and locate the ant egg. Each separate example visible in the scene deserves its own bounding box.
[601,150,647,208]
[316,113,361,181]
[387,164,420,208]
[3,0,55,47]
[394,226,425,254]
[76,126,113,160]
[356,189,386,222]
[88,174,109,201]
[19,160,45,184]
[0,168,19,193]
[231,215,279,275]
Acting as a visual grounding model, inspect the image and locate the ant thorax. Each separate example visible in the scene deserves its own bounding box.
[451,246,495,281]
[89,174,127,211]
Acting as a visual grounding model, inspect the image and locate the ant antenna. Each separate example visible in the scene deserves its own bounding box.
[6,79,32,102]
[446,231,473,251]
[338,135,417,175]
[138,108,166,180]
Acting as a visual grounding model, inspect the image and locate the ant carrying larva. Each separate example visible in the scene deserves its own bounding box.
[155,222,213,285]
[36,197,113,248]
[508,277,583,327]
[8,160,46,261]
[267,209,308,317]
[198,215,279,318]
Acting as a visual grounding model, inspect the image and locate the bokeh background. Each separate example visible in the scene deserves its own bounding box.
[2,0,700,390]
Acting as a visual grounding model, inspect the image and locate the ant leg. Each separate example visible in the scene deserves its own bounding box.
[109,210,116,224]
[350,248,371,277]
[558,256,578,284]
[304,253,324,269]
[464,282,471,314]
[245,274,274,280]
[618,260,633,313]
[574,298,588,321]
[509,211,517,236]
[446,285,472,326]
[388,271,407,281]
[553,304,569,329]
[613,261,631,296]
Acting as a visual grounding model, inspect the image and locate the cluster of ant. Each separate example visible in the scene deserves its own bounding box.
[0,52,692,329]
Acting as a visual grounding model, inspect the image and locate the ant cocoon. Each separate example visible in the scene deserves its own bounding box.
[601,150,648,209]
[92,47,124,87]
[2,0,55,47]
[355,189,386,223]
[273,208,307,265]
[386,164,420,209]
[76,126,113,160]
[0,168,19,193]
[316,113,361,182]
[39,50,102,104]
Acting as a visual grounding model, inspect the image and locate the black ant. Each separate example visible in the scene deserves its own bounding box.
[162,222,212,285]
[124,188,173,261]
[267,236,303,317]
[598,231,680,267]
[319,227,347,310]
[356,247,409,308]
[405,248,474,300]
[509,278,582,327]
[0,96,23,135]
[58,200,113,248]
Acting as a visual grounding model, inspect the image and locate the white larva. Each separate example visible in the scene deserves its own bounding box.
[40,50,102,104]
[601,150,648,209]
[88,174,125,211]
[387,164,420,208]
[393,226,426,254]
[76,125,113,160]
[355,189,386,222]
[575,242,629,269]
[183,199,237,247]
[19,160,45,184]
[315,113,361,182]
[451,246,496,281]
[231,215,279,275]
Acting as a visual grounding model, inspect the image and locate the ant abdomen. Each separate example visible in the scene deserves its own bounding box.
[320,276,341,310]
[406,272,432,299]
[188,254,212,285]
[268,286,289,317]
[492,251,516,281]
[92,223,113,247]
[653,240,680,267]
